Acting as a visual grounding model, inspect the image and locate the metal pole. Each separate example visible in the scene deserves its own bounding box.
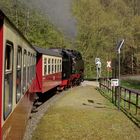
[96,67,98,82]
[116,39,124,110]
[118,50,120,110]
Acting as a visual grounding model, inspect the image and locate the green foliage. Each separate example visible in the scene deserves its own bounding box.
[121,79,140,90]
[73,0,140,78]
[0,0,71,48]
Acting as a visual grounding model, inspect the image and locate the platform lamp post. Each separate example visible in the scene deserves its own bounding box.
[116,39,124,110]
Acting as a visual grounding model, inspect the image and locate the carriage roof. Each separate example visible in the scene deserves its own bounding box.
[33,46,62,57]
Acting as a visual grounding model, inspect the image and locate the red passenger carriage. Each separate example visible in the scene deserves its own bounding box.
[33,46,62,93]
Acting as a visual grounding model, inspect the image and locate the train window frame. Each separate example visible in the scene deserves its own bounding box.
[44,57,47,76]
[57,59,59,72]
[23,49,27,93]
[59,59,61,72]
[29,53,32,83]
[52,58,54,74]
[55,59,57,73]
[60,59,62,72]
[27,52,30,85]
[16,46,22,103]
[3,41,14,120]
[48,58,51,74]
[31,54,34,80]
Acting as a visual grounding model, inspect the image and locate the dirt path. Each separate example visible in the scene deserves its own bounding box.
[32,85,140,140]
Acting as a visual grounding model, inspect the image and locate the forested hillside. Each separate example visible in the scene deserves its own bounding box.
[73,0,140,78]
[0,0,139,78]
[0,0,71,48]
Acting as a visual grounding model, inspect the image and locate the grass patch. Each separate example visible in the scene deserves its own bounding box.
[32,86,140,140]
[121,80,140,90]
[99,88,140,125]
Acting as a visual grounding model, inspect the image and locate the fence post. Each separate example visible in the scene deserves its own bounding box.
[136,94,138,115]
[112,86,114,103]
[128,91,131,110]
[120,87,122,103]
[115,87,117,106]
[124,89,126,108]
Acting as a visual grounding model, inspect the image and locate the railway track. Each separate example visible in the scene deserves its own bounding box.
[23,90,66,140]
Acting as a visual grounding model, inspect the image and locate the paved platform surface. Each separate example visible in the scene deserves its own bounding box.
[32,84,140,140]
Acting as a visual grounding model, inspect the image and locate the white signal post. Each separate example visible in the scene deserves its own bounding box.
[95,58,101,81]
[116,39,124,110]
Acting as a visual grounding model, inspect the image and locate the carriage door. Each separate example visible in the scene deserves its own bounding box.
[4,42,13,119]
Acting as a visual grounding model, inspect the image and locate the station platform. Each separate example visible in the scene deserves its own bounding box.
[32,82,140,140]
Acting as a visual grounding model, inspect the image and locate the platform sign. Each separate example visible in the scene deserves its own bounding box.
[111,79,119,87]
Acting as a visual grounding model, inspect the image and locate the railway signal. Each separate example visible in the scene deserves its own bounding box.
[107,60,112,71]
[116,39,124,54]
[95,58,101,81]
[107,60,112,78]
[107,61,111,68]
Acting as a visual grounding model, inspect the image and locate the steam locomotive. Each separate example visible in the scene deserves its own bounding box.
[0,10,84,140]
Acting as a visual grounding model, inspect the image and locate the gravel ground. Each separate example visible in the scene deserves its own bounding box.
[23,81,97,140]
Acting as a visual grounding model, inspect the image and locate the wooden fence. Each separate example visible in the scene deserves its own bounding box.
[99,78,140,116]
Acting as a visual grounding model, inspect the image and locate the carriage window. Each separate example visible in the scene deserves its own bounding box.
[44,58,47,75]
[27,52,30,84]
[23,50,27,93]
[60,60,62,71]
[5,46,12,71]
[30,54,33,80]
[52,59,54,73]
[55,59,57,73]
[48,58,51,74]
[16,47,22,103]
[57,59,59,72]
[4,42,13,119]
